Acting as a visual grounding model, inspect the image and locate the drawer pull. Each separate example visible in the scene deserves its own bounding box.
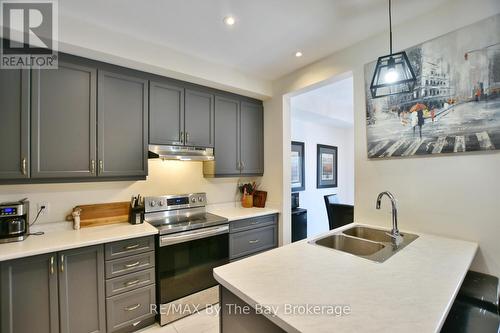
[124,244,140,250]
[124,303,141,311]
[132,320,142,327]
[125,279,141,287]
[250,221,259,225]
[124,261,141,268]
[249,239,260,244]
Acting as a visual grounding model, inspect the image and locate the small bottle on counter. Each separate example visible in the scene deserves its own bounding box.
[72,208,82,230]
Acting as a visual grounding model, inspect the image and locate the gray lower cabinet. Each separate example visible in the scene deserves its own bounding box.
[98,70,148,177]
[0,245,105,333]
[58,245,106,333]
[229,214,278,260]
[205,98,264,177]
[220,286,285,333]
[0,68,30,179]
[104,236,156,333]
[149,81,184,146]
[31,61,97,179]
[1,253,59,333]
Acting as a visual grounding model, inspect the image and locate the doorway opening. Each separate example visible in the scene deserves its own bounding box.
[284,72,355,243]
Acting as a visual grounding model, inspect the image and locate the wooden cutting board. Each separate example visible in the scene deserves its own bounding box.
[69,202,130,228]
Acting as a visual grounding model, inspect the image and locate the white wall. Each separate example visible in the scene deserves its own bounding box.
[291,115,354,237]
[263,0,500,276]
[0,160,261,224]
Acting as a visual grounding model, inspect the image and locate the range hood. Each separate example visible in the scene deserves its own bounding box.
[148,145,214,161]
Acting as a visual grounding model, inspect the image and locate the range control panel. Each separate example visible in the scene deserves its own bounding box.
[144,193,207,213]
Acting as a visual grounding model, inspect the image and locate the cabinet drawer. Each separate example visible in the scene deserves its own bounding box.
[105,252,155,279]
[230,224,277,259]
[230,214,277,233]
[106,268,155,297]
[106,285,155,333]
[105,236,154,260]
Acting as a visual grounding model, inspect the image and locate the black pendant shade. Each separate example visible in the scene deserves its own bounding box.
[370,51,416,98]
[370,0,417,99]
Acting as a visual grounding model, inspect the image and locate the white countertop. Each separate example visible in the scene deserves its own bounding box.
[0,222,158,262]
[0,202,279,262]
[214,223,478,333]
[207,202,280,221]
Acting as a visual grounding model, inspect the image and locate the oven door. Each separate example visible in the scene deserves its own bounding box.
[157,224,229,304]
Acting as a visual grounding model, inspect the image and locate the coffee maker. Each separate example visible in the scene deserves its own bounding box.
[0,199,29,243]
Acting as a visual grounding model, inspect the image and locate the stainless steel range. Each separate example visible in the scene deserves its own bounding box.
[144,193,228,326]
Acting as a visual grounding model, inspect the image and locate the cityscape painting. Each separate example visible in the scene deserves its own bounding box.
[364,14,500,158]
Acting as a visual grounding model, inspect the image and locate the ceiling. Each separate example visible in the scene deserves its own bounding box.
[59,0,450,81]
[291,76,354,128]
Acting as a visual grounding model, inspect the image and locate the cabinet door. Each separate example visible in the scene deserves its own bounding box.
[31,62,97,178]
[149,81,184,146]
[58,245,105,333]
[0,69,29,179]
[1,253,59,333]
[97,70,148,177]
[184,89,214,147]
[240,102,264,175]
[214,96,240,175]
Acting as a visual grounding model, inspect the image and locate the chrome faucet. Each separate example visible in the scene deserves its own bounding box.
[376,191,403,246]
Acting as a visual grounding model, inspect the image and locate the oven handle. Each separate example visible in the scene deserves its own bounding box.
[160,224,229,247]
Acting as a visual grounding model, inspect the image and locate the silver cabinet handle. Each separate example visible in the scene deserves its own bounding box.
[249,239,260,244]
[180,131,184,144]
[125,279,140,287]
[99,160,103,173]
[50,256,55,275]
[124,244,139,250]
[160,225,229,247]
[124,303,141,311]
[250,221,259,225]
[90,160,95,174]
[21,158,27,175]
[60,255,65,273]
[237,161,241,170]
[185,132,190,143]
[241,161,245,170]
[132,320,142,327]
[124,261,140,268]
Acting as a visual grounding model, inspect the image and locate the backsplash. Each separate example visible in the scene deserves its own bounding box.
[0,159,262,224]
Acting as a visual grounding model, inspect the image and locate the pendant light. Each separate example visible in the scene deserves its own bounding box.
[370,0,416,99]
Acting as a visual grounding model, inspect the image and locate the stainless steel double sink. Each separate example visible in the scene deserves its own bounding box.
[309,225,419,263]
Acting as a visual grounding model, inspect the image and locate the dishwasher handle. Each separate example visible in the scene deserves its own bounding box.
[160,224,229,247]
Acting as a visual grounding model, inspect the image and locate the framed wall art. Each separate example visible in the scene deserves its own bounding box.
[291,141,305,191]
[317,144,337,189]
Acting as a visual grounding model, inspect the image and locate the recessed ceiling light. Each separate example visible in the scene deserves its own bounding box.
[295,51,303,58]
[223,16,236,26]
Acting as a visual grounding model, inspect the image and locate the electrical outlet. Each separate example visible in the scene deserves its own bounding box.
[37,202,49,216]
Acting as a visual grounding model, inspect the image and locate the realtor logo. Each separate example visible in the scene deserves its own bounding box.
[1,0,58,68]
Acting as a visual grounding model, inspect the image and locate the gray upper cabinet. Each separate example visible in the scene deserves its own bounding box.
[98,70,148,177]
[58,245,106,333]
[31,61,97,178]
[213,96,240,175]
[149,81,184,146]
[184,89,215,147]
[240,101,264,175]
[1,253,59,333]
[0,69,29,179]
[205,97,264,177]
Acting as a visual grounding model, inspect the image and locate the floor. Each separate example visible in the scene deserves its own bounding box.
[138,305,219,333]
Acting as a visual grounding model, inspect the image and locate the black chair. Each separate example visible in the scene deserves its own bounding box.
[324,194,354,230]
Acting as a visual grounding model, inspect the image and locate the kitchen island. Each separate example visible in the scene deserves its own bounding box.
[213,223,478,333]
